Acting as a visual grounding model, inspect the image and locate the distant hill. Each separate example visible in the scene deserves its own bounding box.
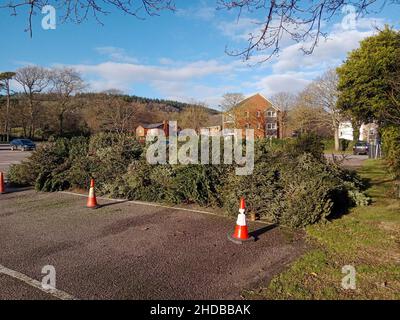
[72,92,220,127]
[0,92,222,138]
[77,92,220,115]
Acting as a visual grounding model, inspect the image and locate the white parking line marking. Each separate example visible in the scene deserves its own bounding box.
[0,264,76,300]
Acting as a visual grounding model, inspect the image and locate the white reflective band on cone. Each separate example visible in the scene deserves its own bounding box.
[236,213,246,226]
[89,188,94,198]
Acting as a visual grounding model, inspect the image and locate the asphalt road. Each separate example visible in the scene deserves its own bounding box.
[324,154,369,168]
[0,190,307,300]
[0,144,31,177]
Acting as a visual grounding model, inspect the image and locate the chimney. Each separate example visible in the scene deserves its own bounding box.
[163,120,169,137]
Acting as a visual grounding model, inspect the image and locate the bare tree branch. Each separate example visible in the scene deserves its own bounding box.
[217,0,398,63]
[1,0,175,37]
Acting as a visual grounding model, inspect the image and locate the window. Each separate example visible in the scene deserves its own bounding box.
[267,110,277,117]
[257,122,261,129]
[256,110,261,118]
[245,111,250,118]
[267,123,277,130]
[245,123,251,129]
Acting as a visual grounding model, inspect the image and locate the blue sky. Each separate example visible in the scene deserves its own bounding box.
[0,0,398,108]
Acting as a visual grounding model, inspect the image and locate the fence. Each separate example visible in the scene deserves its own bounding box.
[368,143,383,159]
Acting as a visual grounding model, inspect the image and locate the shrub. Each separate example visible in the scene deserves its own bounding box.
[7,133,143,192]
[223,151,369,227]
[173,165,225,206]
[89,133,143,186]
[7,134,369,228]
[281,134,325,159]
[381,125,400,178]
[269,154,339,227]
[223,157,282,218]
[7,162,34,186]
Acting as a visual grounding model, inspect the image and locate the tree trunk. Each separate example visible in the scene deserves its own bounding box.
[334,126,340,151]
[5,83,10,142]
[352,120,361,142]
[28,95,34,139]
[59,111,65,136]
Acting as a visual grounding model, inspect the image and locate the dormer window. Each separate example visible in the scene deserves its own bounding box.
[267,110,277,117]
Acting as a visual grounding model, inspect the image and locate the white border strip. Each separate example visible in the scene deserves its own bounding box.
[0,264,76,300]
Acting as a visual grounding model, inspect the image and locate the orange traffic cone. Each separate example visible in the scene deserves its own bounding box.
[228,197,254,244]
[86,178,99,209]
[0,172,5,194]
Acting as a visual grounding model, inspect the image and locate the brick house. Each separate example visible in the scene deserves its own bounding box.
[136,120,170,141]
[222,93,284,139]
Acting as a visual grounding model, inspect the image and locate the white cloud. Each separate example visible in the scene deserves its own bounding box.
[217,18,262,42]
[176,2,216,21]
[94,47,138,63]
[74,60,233,84]
[272,21,383,74]
[246,17,387,96]
[63,16,388,106]
[248,72,313,97]
[66,58,238,104]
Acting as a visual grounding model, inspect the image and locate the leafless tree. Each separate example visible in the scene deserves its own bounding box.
[270,92,296,111]
[1,0,175,37]
[220,92,245,112]
[220,93,245,130]
[0,72,16,141]
[288,88,331,137]
[15,65,50,138]
[49,67,86,135]
[91,91,138,134]
[218,0,399,63]
[305,69,342,150]
[270,92,296,137]
[178,102,210,131]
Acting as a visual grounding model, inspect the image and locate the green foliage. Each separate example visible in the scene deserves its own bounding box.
[223,137,369,227]
[281,134,324,159]
[88,132,143,187]
[223,160,282,219]
[381,125,400,178]
[270,154,336,227]
[8,135,368,228]
[337,26,400,122]
[8,133,143,192]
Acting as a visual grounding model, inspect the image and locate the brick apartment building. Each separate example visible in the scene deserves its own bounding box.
[222,93,284,139]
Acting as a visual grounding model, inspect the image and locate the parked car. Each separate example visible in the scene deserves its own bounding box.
[353,141,369,155]
[10,139,36,151]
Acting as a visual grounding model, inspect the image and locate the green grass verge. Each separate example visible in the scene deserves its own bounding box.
[244,159,400,299]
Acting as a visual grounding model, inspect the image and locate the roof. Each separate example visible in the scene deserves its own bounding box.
[139,121,177,129]
[236,93,281,111]
[141,123,164,129]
